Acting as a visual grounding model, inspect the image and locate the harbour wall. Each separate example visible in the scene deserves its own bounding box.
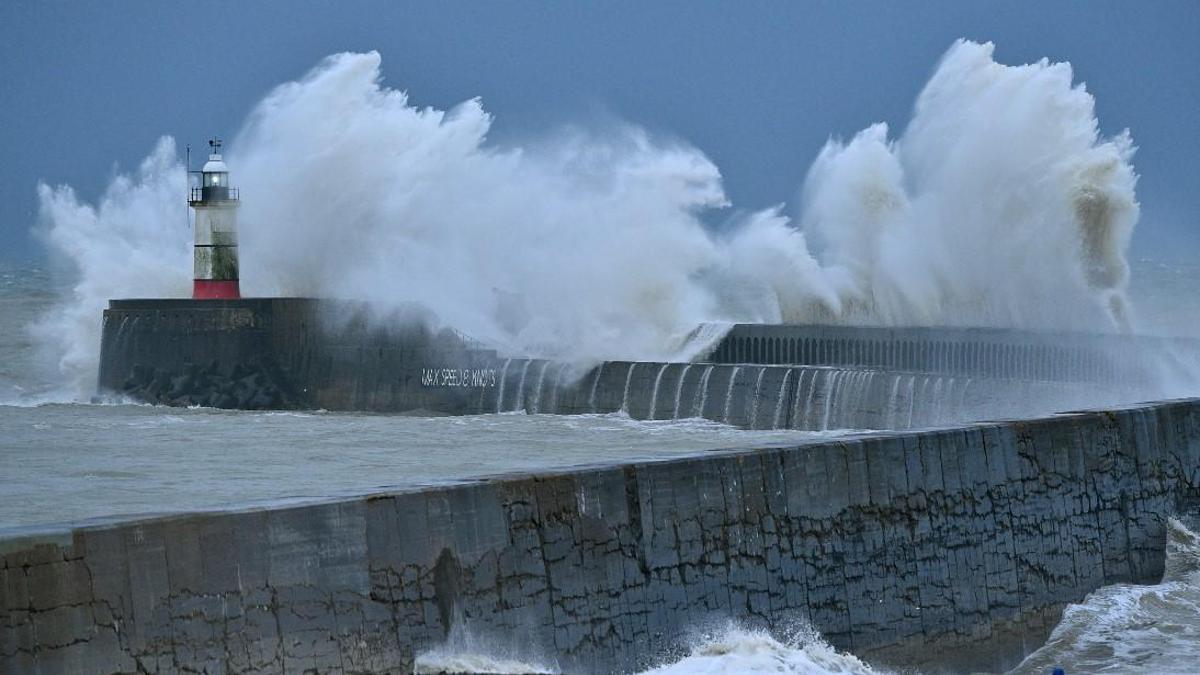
[99,299,1141,428]
[99,298,498,414]
[494,359,1117,430]
[4,398,1199,674]
[711,323,1199,384]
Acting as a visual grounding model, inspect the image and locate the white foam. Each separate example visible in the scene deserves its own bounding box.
[638,623,888,675]
[413,624,557,674]
[413,652,555,675]
[33,41,1141,398]
[1008,517,1200,675]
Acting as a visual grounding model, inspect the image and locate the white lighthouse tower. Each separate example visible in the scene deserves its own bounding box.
[188,139,240,299]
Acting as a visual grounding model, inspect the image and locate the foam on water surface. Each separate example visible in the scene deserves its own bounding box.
[413,622,887,675]
[1006,517,1200,675]
[638,624,887,675]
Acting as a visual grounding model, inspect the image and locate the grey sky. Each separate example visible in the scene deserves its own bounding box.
[1,1,1196,262]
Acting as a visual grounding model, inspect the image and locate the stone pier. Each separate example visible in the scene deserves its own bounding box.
[3,398,1198,673]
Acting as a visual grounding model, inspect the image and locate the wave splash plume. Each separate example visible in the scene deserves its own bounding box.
[33,40,1138,397]
[638,622,887,675]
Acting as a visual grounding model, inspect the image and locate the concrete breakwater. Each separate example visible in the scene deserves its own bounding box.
[711,324,1200,384]
[99,298,498,415]
[100,299,1133,428]
[3,398,1198,674]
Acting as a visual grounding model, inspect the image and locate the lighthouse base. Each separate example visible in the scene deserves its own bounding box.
[193,279,241,299]
[98,298,499,413]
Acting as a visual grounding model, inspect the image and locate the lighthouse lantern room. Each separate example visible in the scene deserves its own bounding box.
[188,138,241,299]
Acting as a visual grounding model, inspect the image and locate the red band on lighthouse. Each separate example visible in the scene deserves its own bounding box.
[192,279,241,299]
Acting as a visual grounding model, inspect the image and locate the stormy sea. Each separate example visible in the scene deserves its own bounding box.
[4,256,1200,673]
[6,37,1200,674]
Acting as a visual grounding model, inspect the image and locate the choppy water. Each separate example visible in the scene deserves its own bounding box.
[0,266,840,533]
[4,258,1200,673]
[0,404,838,533]
[1007,517,1200,675]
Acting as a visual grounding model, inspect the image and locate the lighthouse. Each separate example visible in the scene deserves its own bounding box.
[188,139,240,299]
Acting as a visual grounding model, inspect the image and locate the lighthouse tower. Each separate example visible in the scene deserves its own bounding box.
[188,139,240,299]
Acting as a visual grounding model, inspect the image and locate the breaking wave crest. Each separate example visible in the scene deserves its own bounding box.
[412,621,881,675]
[414,652,554,675]
[413,623,557,674]
[637,623,886,675]
[33,40,1139,397]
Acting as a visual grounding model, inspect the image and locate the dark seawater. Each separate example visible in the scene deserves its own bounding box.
[0,260,60,403]
[3,257,1200,674]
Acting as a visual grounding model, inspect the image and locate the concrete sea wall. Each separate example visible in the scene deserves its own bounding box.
[99,299,1126,429]
[3,398,1199,674]
[712,323,1198,384]
[99,299,499,414]
[495,359,1115,431]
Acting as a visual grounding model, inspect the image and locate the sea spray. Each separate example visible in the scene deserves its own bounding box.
[746,366,767,429]
[819,370,840,431]
[887,374,902,428]
[33,139,191,396]
[843,370,864,429]
[852,370,875,429]
[638,621,888,675]
[531,360,550,414]
[414,623,557,675]
[648,363,669,420]
[790,368,811,430]
[495,358,513,413]
[931,377,944,425]
[916,377,932,427]
[957,377,972,417]
[548,362,567,414]
[803,369,821,430]
[772,368,792,429]
[620,363,637,413]
[514,360,532,413]
[415,619,888,675]
[905,375,918,428]
[588,362,605,413]
[672,363,693,420]
[34,42,1143,398]
[694,365,715,418]
[722,366,742,423]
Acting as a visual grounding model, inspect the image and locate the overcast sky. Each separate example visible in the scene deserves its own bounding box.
[1,1,1196,262]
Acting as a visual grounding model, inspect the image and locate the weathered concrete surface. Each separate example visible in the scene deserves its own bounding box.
[98,299,500,414]
[509,360,1118,431]
[3,398,1199,674]
[713,323,1200,385]
[98,300,1119,429]
[96,299,1152,425]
